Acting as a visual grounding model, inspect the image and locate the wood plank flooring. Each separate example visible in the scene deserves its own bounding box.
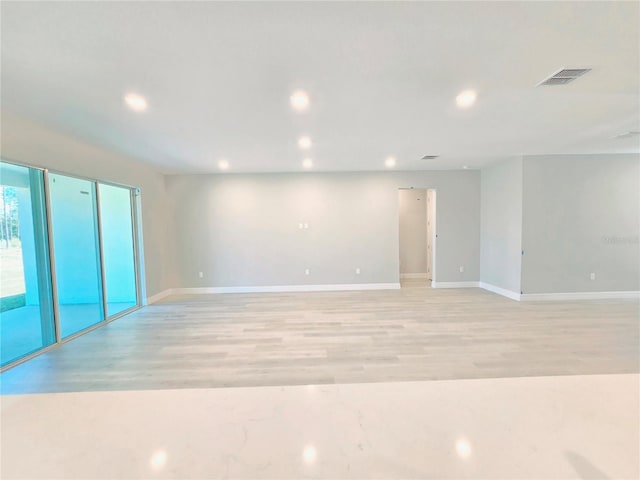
[1,282,638,394]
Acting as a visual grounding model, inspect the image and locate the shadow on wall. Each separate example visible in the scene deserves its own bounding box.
[565,451,610,480]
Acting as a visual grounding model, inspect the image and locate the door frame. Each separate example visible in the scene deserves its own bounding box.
[0,157,144,372]
[398,187,437,285]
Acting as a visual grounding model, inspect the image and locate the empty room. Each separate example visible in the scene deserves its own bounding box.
[0,1,639,479]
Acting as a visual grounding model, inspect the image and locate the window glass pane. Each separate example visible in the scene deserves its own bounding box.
[48,173,104,338]
[0,162,55,366]
[99,184,137,316]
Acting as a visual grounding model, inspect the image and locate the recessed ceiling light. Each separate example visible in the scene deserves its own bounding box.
[456,90,477,109]
[298,136,312,149]
[455,438,472,460]
[149,450,167,471]
[302,445,317,464]
[124,93,147,112]
[302,158,313,169]
[385,156,396,168]
[290,90,310,111]
[218,159,229,170]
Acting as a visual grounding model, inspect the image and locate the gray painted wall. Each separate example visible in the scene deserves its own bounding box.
[6,114,634,297]
[521,154,640,294]
[399,189,427,276]
[165,170,480,288]
[1,113,171,298]
[480,157,523,293]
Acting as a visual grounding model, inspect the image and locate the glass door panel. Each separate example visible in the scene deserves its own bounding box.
[98,183,137,316]
[0,162,55,366]
[48,173,104,338]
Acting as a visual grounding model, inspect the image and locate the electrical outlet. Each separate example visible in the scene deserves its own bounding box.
[356,268,361,274]
[305,268,310,275]
[198,271,204,278]
[459,266,464,273]
[590,272,596,280]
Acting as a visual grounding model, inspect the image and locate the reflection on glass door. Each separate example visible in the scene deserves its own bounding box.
[48,173,104,338]
[98,183,138,316]
[0,162,55,366]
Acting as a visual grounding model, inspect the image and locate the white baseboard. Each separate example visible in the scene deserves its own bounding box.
[172,283,401,295]
[400,273,428,279]
[146,288,174,305]
[145,284,637,303]
[520,291,640,301]
[479,282,521,301]
[431,281,480,289]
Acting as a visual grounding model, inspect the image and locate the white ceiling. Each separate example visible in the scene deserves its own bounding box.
[1,1,639,174]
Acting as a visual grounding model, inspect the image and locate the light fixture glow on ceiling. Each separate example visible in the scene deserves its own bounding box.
[124,93,148,112]
[456,90,477,109]
[302,158,313,169]
[149,450,167,470]
[298,136,312,149]
[302,445,317,464]
[455,438,472,460]
[218,159,229,170]
[385,156,396,168]
[290,90,310,111]
[463,165,469,169]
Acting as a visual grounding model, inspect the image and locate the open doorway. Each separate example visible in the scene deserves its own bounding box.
[398,188,436,288]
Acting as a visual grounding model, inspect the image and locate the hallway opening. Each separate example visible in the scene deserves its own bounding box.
[398,188,436,288]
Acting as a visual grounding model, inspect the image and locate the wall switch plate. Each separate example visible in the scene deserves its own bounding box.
[590,272,596,280]
[198,272,204,278]
[459,266,464,273]
[298,223,303,229]
[304,223,309,229]
[305,269,310,275]
[356,268,361,274]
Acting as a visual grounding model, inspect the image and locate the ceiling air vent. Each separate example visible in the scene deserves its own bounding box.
[613,131,640,139]
[538,68,591,86]
[421,155,439,160]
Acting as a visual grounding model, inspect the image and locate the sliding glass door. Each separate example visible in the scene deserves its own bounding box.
[0,163,55,366]
[98,183,137,316]
[0,159,142,368]
[48,173,104,338]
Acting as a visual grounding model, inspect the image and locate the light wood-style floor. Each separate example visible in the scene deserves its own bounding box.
[1,282,638,394]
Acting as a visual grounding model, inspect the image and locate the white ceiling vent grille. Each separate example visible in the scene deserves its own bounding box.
[538,68,591,86]
[612,131,640,139]
[421,155,439,160]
